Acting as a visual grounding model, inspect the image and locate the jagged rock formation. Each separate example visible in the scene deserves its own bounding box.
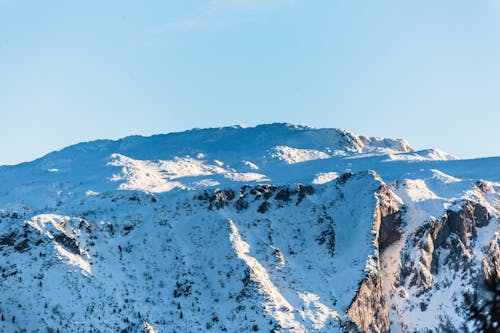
[0,123,499,333]
[345,183,404,333]
[384,178,500,332]
[347,270,388,333]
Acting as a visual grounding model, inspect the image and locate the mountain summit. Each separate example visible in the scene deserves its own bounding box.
[0,124,499,332]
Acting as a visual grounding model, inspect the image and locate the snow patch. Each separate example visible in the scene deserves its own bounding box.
[109,153,268,192]
[243,160,259,170]
[29,214,68,235]
[312,172,339,185]
[270,146,330,164]
[228,220,302,331]
[430,169,461,184]
[398,179,439,202]
[224,172,268,182]
[85,190,99,196]
[297,292,339,330]
[193,179,220,187]
[385,149,458,162]
[143,321,158,333]
[54,244,92,276]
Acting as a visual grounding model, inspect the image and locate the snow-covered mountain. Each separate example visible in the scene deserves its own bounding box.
[0,123,498,332]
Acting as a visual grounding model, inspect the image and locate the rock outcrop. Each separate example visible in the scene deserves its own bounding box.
[346,183,404,333]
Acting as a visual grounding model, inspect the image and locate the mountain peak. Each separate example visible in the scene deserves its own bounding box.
[0,124,421,208]
[0,123,499,332]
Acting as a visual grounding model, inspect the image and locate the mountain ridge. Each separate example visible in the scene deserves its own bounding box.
[1,123,412,167]
[0,124,498,332]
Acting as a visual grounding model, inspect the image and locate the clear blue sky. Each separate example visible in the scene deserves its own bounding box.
[1,0,499,165]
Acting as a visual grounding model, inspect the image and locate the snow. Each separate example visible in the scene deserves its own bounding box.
[0,123,497,211]
[54,244,92,275]
[475,219,499,255]
[270,146,331,164]
[108,153,268,192]
[228,219,301,331]
[85,190,99,196]
[297,292,340,329]
[430,169,461,183]
[223,172,268,182]
[0,123,498,333]
[312,172,339,185]
[193,179,220,187]
[386,172,500,332]
[396,179,439,202]
[0,170,384,332]
[242,160,259,170]
[385,149,458,162]
[143,321,158,333]
[29,214,69,235]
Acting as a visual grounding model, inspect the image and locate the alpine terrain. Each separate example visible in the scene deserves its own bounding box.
[0,123,498,333]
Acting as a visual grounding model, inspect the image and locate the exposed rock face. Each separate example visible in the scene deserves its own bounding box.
[386,181,500,332]
[482,230,500,279]
[346,183,404,333]
[376,185,404,252]
[347,270,389,333]
[345,180,500,333]
[407,200,492,290]
[433,201,490,250]
[337,129,414,154]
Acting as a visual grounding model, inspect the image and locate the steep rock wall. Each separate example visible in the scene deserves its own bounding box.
[346,184,404,333]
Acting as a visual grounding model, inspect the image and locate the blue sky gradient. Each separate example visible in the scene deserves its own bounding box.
[1,0,499,165]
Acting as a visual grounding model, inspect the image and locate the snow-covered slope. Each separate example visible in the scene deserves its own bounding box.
[0,123,415,209]
[0,123,498,333]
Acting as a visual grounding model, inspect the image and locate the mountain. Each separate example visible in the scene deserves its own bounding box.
[0,123,498,333]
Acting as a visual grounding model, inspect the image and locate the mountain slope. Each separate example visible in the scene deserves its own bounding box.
[0,123,498,333]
